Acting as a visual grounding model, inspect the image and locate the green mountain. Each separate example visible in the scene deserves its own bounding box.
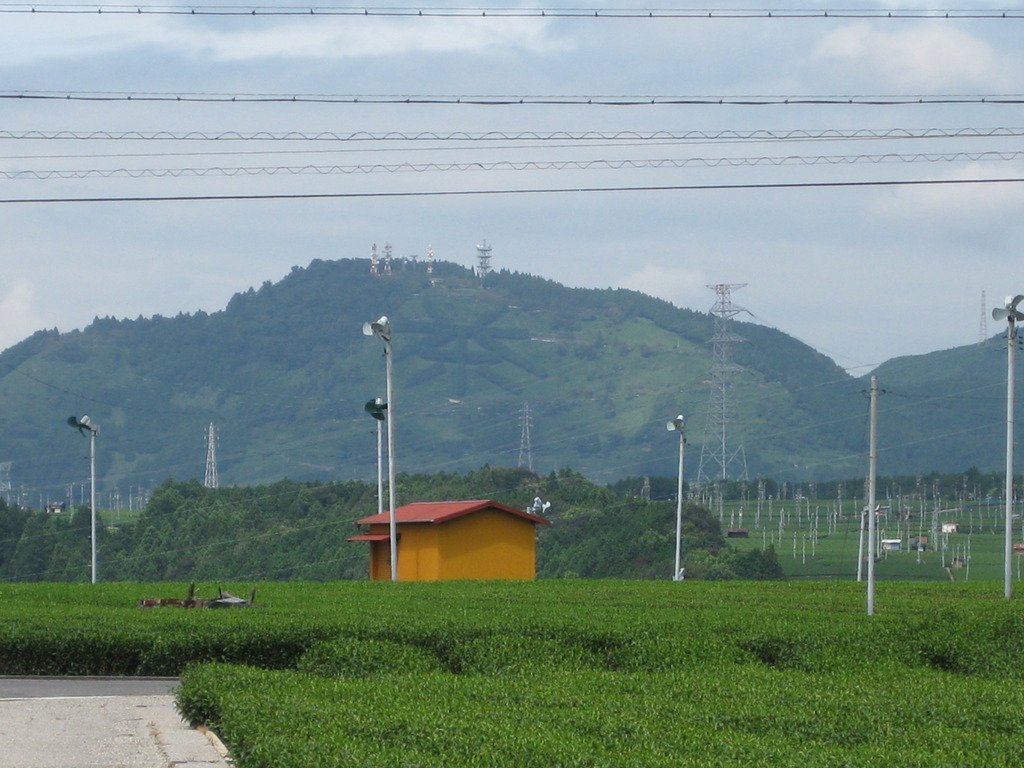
[0,257,1001,505]
[868,341,1011,476]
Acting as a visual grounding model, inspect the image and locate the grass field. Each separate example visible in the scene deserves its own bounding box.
[4,580,1024,766]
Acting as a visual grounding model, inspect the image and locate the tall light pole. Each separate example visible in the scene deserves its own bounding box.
[666,414,686,581]
[993,295,1024,599]
[364,398,387,518]
[67,415,99,584]
[363,316,398,581]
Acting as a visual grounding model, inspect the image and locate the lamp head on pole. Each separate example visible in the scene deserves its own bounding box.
[362,315,392,342]
[666,414,685,436]
[68,415,99,436]
[364,398,388,421]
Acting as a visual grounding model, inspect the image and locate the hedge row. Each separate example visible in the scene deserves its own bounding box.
[176,661,1024,768]
[4,581,1024,679]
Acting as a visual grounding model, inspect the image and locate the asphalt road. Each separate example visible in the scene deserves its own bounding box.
[0,677,232,768]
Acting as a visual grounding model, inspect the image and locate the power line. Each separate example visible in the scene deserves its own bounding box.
[7,149,1024,180]
[2,4,1024,19]
[5,90,1024,106]
[2,174,1023,204]
[4,126,1023,143]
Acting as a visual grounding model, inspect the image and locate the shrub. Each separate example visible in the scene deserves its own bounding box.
[297,636,442,678]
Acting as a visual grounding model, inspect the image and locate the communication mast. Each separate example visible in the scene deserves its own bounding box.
[697,283,750,485]
[476,240,493,279]
[204,423,219,489]
[369,243,380,276]
[426,245,435,275]
[517,402,534,472]
[980,290,988,344]
[383,242,393,275]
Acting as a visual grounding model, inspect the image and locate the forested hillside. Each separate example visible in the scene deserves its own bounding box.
[0,467,781,582]
[0,257,871,506]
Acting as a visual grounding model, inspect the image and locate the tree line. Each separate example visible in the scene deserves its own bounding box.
[0,466,781,582]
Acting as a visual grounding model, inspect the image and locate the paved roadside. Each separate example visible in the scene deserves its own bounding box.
[0,678,232,768]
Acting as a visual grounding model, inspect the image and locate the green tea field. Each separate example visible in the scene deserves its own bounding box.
[2,580,1024,767]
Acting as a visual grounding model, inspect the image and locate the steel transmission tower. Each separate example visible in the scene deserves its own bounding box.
[204,423,219,489]
[517,402,534,472]
[980,290,988,344]
[0,462,11,505]
[697,283,750,485]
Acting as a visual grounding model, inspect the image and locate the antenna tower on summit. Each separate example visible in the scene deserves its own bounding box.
[204,423,219,489]
[383,243,393,275]
[476,240,493,279]
[369,243,379,276]
[980,290,988,344]
[517,402,534,472]
[697,283,750,486]
[426,245,435,275]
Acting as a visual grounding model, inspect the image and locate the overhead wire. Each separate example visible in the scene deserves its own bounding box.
[3,175,1024,204]
[2,4,1024,19]
[6,90,1024,106]
[4,127,1024,143]
[6,148,1024,180]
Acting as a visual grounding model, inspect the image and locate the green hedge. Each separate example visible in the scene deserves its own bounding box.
[177,662,1024,768]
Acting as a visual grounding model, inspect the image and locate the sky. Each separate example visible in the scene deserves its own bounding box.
[3,2,1024,374]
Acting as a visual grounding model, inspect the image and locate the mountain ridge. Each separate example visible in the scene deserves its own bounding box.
[0,257,1004,505]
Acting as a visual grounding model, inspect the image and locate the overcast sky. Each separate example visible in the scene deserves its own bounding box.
[3,1,1024,373]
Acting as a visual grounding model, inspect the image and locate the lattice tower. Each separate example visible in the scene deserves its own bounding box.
[0,462,11,504]
[204,423,219,489]
[980,290,988,344]
[476,240,492,278]
[517,402,534,472]
[697,283,750,485]
[369,243,379,276]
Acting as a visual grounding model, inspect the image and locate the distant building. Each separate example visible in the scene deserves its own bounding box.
[348,500,550,581]
[881,538,902,551]
[941,521,960,534]
[727,529,749,538]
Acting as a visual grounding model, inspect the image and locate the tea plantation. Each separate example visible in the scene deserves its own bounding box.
[3,580,1023,767]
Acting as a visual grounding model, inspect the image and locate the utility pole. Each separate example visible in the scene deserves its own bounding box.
[867,376,879,616]
[993,295,1024,599]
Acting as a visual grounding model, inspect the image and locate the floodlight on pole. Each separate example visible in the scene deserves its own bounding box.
[364,398,387,518]
[67,415,99,584]
[666,414,686,581]
[363,316,398,581]
[993,295,1024,599]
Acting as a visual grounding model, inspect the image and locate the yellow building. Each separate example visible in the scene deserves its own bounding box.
[348,499,550,581]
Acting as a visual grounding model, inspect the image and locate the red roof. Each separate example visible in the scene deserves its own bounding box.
[355,499,550,526]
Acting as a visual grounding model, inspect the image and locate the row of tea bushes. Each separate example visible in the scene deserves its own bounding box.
[4,581,1024,679]
[177,660,1024,768]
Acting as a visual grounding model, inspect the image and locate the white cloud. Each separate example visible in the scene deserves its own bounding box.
[618,265,707,309]
[811,22,1015,91]
[0,15,566,66]
[0,279,43,353]
[195,17,567,61]
[868,164,1024,241]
